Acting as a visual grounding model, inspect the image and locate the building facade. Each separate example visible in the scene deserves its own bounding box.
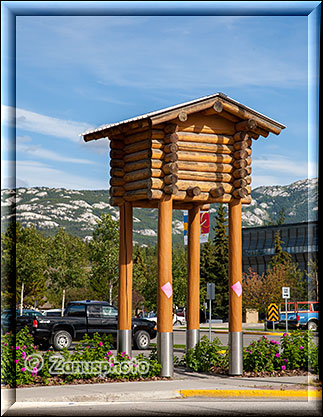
[242,221,318,276]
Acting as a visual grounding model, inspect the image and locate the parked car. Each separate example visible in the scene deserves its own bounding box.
[1,309,44,334]
[27,300,157,351]
[42,309,62,317]
[144,312,186,326]
[265,301,319,331]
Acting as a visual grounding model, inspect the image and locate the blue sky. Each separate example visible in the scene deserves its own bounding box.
[1,9,318,190]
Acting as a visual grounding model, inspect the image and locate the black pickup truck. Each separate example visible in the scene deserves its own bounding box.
[30,300,157,351]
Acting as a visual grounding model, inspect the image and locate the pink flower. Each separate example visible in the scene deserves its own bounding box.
[98,342,103,346]
[107,351,112,355]
[31,367,38,377]
[283,359,288,363]
[299,346,304,350]
[21,367,26,372]
[22,351,27,360]
[16,346,20,350]
[110,363,114,367]
[15,360,19,364]
[281,365,286,370]
[275,353,280,358]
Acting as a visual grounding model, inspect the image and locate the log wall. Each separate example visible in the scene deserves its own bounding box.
[108,117,253,205]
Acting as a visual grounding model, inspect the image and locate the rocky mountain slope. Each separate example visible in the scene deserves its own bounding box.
[1,178,318,246]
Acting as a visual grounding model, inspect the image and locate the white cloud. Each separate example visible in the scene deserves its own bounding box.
[16,138,95,165]
[2,160,109,190]
[2,105,94,142]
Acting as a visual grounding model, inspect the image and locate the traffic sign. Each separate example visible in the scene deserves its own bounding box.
[282,287,290,299]
[267,303,279,321]
[206,282,215,300]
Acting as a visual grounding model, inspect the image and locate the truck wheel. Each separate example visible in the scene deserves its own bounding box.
[134,330,150,350]
[308,321,318,331]
[53,330,72,350]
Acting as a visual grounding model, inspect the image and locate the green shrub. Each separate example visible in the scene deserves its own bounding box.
[243,335,282,372]
[280,330,318,372]
[1,327,38,387]
[182,336,228,372]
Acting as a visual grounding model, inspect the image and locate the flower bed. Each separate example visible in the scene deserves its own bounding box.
[180,331,319,377]
[1,328,162,388]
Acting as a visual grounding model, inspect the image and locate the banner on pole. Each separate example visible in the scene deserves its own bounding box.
[184,210,209,245]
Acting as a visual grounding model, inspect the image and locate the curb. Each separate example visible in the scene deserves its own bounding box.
[179,389,322,400]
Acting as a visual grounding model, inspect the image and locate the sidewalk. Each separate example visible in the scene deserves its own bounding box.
[2,368,321,406]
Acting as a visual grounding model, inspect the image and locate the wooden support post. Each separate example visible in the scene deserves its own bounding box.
[118,202,133,356]
[157,195,173,377]
[186,205,201,351]
[228,199,243,375]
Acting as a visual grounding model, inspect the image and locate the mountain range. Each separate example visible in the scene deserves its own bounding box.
[1,178,318,246]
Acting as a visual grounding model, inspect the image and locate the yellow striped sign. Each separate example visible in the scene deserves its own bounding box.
[267,303,279,321]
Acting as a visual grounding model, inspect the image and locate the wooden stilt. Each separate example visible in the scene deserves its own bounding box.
[228,199,243,375]
[186,205,201,350]
[118,202,133,355]
[157,194,173,377]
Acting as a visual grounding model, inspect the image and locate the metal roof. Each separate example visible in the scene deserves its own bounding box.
[81,92,286,138]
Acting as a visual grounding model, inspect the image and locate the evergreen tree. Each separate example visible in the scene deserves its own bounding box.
[270,231,292,268]
[212,204,229,319]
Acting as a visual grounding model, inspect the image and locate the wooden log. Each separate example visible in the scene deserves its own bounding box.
[177,141,233,154]
[123,130,150,145]
[164,174,178,185]
[124,168,151,182]
[253,125,269,138]
[124,140,150,154]
[124,188,163,201]
[177,113,235,135]
[177,160,233,173]
[110,149,124,159]
[232,178,248,189]
[233,159,247,169]
[152,168,165,178]
[124,159,150,173]
[232,168,248,179]
[178,170,232,182]
[203,106,240,122]
[177,151,233,164]
[235,119,257,131]
[151,159,163,169]
[151,139,164,149]
[174,190,232,202]
[246,166,252,175]
[162,162,178,175]
[109,196,123,206]
[110,159,125,168]
[164,152,178,163]
[110,186,125,197]
[213,100,223,113]
[110,140,124,150]
[164,143,179,153]
[187,187,201,197]
[124,149,151,163]
[164,133,179,144]
[178,111,188,122]
[110,177,125,186]
[232,188,248,199]
[124,178,163,191]
[245,148,252,157]
[151,129,165,140]
[163,184,178,195]
[173,202,210,210]
[219,100,282,135]
[177,131,234,145]
[233,150,248,160]
[163,123,179,134]
[210,186,225,198]
[233,131,249,142]
[233,139,252,151]
[110,168,124,177]
[177,180,233,194]
[247,131,259,139]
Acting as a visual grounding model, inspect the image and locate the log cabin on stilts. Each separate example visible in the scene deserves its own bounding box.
[82,93,285,377]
